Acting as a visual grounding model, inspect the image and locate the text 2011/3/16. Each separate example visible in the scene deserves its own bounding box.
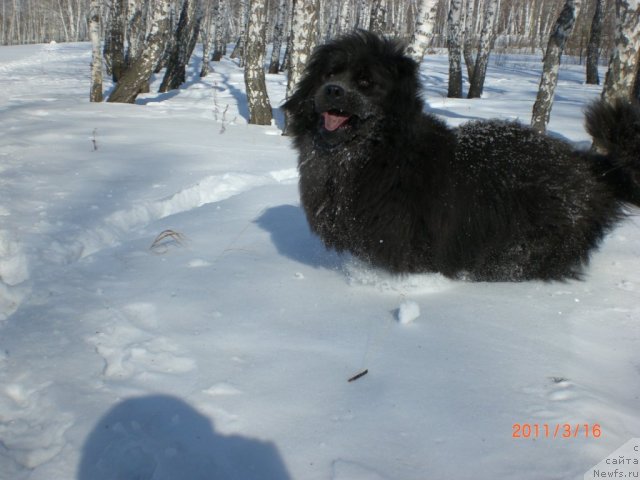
[512,423,602,439]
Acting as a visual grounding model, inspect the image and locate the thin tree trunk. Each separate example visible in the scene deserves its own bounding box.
[268,0,288,74]
[212,0,227,61]
[338,0,351,34]
[601,0,640,104]
[244,0,272,125]
[406,0,439,62]
[531,0,581,133]
[462,0,476,80]
[586,0,604,84]
[356,0,370,28]
[107,0,171,103]
[467,0,500,99]
[89,0,103,102]
[230,0,248,63]
[200,1,215,76]
[447,0,464,98]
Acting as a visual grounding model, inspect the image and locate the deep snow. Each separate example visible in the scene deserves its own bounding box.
[0,42,639,480]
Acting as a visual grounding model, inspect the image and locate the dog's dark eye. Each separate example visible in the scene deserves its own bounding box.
[357,77,373,89]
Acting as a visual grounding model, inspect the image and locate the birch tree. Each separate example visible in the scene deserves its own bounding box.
[531,0,581,133]
[268,0,288,73]
[462,0,476,80]
[125,0,145,67]
[200,0,215,77]
[244,0,272,125]
[230,0,248,63]
[467,0,500,99]
[159,0,203,93]
[601,0,640,103]
[447,0,464,97]
[356,0,370,28]
[286,0,319,99]
[212,0,227,61]
[104,0,127,81]
[369,0,387,33]
[89,0,102,102]
[406,0,439,62]
[586,0,604,84]
[107,0,171,103]
[284,0,319,133]
[338,0,352,34]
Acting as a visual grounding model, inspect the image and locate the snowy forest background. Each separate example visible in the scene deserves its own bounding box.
[2,0,638,135]
[0,0,622,55]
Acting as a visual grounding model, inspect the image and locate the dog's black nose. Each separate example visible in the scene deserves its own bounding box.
[324,84,344,99]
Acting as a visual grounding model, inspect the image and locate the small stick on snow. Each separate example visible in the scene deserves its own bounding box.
[348,369,369,383]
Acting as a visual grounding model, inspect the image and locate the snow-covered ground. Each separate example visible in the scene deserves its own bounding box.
[1,42,639,480]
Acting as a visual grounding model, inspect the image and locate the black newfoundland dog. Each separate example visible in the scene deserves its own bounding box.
[283,31,640,281]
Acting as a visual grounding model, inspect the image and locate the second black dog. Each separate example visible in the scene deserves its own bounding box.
[283,31,640,281]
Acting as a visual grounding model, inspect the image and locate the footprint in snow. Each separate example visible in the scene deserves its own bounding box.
[0,379,73,469]
[86,305,196,379]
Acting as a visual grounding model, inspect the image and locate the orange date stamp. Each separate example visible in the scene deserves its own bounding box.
[512,423,602,439]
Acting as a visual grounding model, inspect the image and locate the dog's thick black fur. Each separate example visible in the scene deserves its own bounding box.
[283,31,640,281]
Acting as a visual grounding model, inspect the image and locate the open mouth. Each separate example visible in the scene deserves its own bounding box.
[322,110,353,132]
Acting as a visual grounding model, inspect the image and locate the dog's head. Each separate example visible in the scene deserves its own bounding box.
[283,31,422,148]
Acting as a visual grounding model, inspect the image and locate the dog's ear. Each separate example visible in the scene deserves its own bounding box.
[385,54,422,119]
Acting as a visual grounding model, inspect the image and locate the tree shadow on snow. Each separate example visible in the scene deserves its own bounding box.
[78,395,291,480]
[218,71,250,122]
[254,204,342,269]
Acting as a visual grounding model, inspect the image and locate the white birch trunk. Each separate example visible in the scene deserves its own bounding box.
[285,0,319,133]
[602,0,640,103]
[356,0,369,28]
[447,0,464,98]
[531,0,581,133]
[244,0,272,125]
[268,0,288,73]
[369,0,387,33]
[200,0,215,76]
[89,0,103,102]
[286,0,319,99]
[586,0,604,85]
[159,0,203,93]
[463,0,476,80]
[213,0,227,61]
[230,0,248,64]
[104,0,127,81]
[107,0,172,103]
[126,0,145,66]
[338,0,352,34]
[467,0,500,98]
[66,0,77,41]
[406,0,439,62]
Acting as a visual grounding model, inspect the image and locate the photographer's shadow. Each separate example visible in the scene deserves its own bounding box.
[254,204,341,269]
[78,395,291,480]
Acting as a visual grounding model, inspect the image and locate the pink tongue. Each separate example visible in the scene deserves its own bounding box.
[322,112,351,132]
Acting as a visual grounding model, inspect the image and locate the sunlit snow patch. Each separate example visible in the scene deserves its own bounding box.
[343,258,455,294]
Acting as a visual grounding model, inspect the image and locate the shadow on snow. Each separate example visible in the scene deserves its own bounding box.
[78,395,292,480]
[254,204,342,269]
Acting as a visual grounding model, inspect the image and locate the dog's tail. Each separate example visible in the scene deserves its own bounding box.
[585,98,640,207]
